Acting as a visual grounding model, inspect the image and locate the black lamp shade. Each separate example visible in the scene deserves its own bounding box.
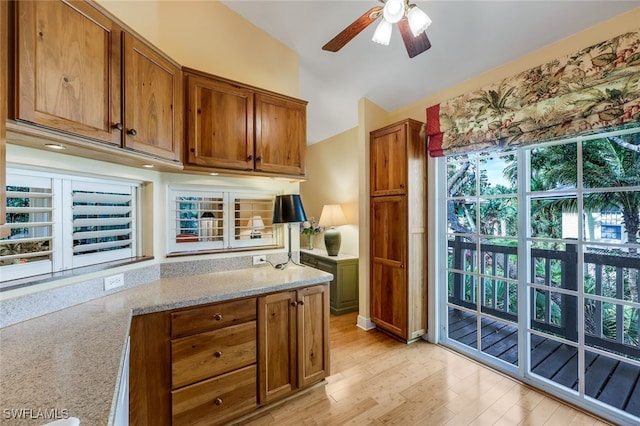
[272,194,308,224]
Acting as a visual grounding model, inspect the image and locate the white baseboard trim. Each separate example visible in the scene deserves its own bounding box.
[356,315,377,331]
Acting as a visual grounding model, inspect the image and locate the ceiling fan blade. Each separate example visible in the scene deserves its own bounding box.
[322,6,383,52]
[397,19,432,58]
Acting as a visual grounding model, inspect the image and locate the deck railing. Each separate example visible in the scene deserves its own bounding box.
[448,237,640,358]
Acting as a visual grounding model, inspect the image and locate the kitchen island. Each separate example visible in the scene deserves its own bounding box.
[0,265,332,425]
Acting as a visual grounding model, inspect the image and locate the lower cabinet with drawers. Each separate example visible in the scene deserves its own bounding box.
[129,285,329,426]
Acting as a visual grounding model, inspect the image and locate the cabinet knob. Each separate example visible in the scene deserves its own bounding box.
[213,351,222,358]
[256,156,263,162]
[112,123,123,131]
[400,264,405,269]
[298,300,304,306]
[290,301,298,307]
[127,128,137,136]
[213,313,222,321]
[247,154,253,160]
[399,183,405,188]
[214,397,223,406]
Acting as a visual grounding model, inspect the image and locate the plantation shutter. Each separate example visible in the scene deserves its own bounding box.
[70,181,136,268]
[168,189,225,253]
[1,173,55,283]
[167,188,276,254]
[230,194,274,248]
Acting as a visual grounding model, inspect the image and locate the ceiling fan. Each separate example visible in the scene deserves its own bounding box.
[322,0,432,58]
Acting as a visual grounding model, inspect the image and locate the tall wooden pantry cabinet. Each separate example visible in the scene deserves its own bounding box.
[369,119,427,342]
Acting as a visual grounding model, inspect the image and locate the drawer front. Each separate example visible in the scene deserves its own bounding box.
[300,253,317,267]
[172,321,256,388]
[172,365,256,426]
[171,298,256,338]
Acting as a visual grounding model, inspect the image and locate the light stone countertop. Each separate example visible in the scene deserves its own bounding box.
[0,265,332,426]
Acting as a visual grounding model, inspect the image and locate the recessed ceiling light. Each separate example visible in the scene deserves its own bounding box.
[45,143,66,150]
[209,172,219,176]
[142,164,154,169]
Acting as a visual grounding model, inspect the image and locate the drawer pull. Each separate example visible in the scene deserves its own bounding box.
[213,313,222,321]
[214,397,223,406]
[213,351,222,358]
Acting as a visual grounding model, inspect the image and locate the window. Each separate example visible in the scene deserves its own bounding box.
[441,127,640,424]
[167,187,276,254]
[1,169,140,285]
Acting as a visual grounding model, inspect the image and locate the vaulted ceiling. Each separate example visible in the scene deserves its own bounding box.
[222,1,640,144]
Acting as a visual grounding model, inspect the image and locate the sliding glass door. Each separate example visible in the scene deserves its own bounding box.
[441,127,640,425]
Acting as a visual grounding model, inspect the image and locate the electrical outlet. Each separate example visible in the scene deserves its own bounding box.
[104,273,125,291]
[253,255,267,266]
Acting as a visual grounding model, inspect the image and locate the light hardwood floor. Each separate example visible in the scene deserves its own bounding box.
[240,312,610,426]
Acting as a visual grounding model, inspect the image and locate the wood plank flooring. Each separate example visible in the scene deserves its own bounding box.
[237,313,610,426]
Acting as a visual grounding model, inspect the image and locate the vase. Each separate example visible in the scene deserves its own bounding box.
[306,235,314,250]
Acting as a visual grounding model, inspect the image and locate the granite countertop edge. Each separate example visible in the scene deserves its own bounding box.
[0,265,333,426]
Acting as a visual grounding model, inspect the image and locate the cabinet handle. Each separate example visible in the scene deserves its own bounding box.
[256,156,263,162]
[400,183,405,188]
[112,123,123,131]
[213,313,222,321]
[400,264,405,269]
[214,397,223,406]
[298,300,304,306]
[213,351,222,358]
[247,154,253,160]
[290,301,298,307]
[127,128,137,136]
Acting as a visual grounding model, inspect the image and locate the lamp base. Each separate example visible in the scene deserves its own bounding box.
[324,226,341,256]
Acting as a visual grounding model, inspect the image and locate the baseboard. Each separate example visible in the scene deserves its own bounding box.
[356,315,377,331]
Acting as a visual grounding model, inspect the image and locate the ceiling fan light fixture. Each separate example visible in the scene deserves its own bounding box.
[382,0,405,24]
[407,5,432,37]
[372,18,393,45]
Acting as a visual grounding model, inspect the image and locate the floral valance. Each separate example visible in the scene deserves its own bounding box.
[426,27,640,157]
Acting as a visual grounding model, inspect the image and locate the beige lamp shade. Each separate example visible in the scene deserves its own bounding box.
[319,204,347,256]
[246,215,265,230]
[318,204,347,227]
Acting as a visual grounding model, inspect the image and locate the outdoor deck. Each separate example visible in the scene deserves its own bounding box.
[448,308,640,418]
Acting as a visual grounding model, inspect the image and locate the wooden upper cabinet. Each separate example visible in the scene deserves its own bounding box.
[15,0,121,145]
[13,0,182,163]
[122,33,182,161]
[254,93,307,176]
[183,69,307,177]
[370,122,408,196]
[185,73,253,170]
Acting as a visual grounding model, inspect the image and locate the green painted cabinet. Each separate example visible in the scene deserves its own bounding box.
[300,250,359,315]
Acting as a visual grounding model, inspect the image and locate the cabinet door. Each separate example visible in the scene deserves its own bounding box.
[185,75,253,170]
[122,32,182,161]
[254,93,306,176]
[370,123,407,196]
[257,291,297,404]
[15,0,121,145]
[370,196,408,338]
[296,286,330,387]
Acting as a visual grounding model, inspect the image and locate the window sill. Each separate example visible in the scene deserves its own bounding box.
[0,256,154,293]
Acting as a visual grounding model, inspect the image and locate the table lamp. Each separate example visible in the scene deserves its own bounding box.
[272,194,308,269]
[246,215,265,239]
[319,204,347,256]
